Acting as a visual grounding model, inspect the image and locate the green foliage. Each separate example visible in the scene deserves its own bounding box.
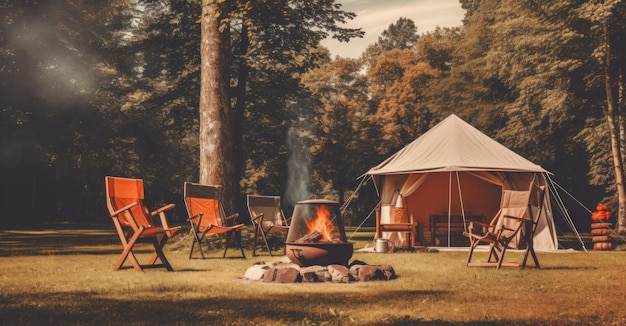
[300,57,374,211]
[234,0,364,204]
[376,17,419,51]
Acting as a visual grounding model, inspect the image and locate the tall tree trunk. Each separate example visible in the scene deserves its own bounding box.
[603,20,626,233]
[199,0,236,213]
[233,23,249,196]
[616,22,626,233]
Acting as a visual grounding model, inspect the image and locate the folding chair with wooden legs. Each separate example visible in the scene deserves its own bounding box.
[184,182,246,259]
[464,182,545,269]
[247,195,291,256]
[105,176,181,271]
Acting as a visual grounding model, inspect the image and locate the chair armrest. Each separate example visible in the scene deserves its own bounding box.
[469,220,490,227]
[502,214,524,221]
[110,202,138,217]
[186,213,202,222]
[151,203,176,229]
[251,213,264,223]
[223,213,239,226]
[151,203,175,216]
[467,220,492,234]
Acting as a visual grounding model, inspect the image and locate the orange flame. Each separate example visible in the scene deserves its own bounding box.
[305,205,334,241]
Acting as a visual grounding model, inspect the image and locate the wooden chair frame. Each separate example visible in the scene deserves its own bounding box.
[184,182,246,259]
[247,195,291,256]
[464,182,545,269]
[105,176,181,272]
[375,207,419,248]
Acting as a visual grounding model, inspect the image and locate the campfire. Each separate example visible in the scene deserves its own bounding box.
[285,199,353,267]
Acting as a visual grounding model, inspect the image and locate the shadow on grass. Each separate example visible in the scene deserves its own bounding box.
[0,226,123,256]
[0,289,586,326]
[540,266,598,270]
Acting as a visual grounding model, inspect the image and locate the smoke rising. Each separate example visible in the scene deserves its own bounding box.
[285,126,312,207]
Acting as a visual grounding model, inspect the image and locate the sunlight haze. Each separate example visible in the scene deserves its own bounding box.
[321,0,466,58]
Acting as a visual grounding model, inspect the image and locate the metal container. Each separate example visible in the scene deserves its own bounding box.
[285,199,353,267]
[375,238,389,253]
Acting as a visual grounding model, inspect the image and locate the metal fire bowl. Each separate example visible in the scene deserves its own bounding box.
[285,242,354,267]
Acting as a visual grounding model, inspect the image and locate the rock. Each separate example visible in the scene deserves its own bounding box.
[247,261,397,283]
[275,266,301,283]
[378,264,397,280]
[315,268,333,282]
[358,265,383,281]
[244,263,271,281]
[300,265,326,282]
[328,264,351,283]
[263,267,277,282]
[348,264,361,280]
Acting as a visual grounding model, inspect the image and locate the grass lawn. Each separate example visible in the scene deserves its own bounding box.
[1,224,625,325]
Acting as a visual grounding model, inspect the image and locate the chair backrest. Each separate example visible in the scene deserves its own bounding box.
[184,182,225,228]
[247,195,287,227]
[494,188,533,239]
[529,184,546,222]
[494,181,546,241]
[105,176,153,227]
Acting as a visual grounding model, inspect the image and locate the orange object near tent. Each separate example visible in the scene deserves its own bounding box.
[105,176,181,271]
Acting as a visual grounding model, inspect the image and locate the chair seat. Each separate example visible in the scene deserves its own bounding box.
[141,226,180,236]
[201,223,245,234]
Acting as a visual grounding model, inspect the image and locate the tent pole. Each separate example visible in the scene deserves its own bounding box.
[448,172,452,247]
[456,171,467,231]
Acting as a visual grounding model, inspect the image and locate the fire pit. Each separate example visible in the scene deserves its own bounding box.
[285,199,353,267]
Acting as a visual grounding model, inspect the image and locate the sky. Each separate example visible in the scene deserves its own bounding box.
[320,0,466,59]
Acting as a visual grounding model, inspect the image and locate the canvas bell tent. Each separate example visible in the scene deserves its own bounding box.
[364,114,559,250]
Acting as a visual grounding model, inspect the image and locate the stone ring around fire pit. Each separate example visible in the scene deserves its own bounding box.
[284,199,353,267]
[244,261,397,283]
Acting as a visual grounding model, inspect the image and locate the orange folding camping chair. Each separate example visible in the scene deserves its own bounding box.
[183,182,246,259]
[105,176,181,271]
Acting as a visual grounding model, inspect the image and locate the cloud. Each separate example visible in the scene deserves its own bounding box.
[322,0,465,58]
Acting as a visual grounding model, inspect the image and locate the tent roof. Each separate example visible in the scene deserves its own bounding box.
[366,114,548,175]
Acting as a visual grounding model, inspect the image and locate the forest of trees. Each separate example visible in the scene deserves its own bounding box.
[1,0,625,234]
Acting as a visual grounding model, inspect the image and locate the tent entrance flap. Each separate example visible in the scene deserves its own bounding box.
[386,171,501,247]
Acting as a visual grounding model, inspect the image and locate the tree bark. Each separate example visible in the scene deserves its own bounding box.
[233,23,249,195]
[199,0,236,213]
[602,20,626,234]
[617,28,626,233]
